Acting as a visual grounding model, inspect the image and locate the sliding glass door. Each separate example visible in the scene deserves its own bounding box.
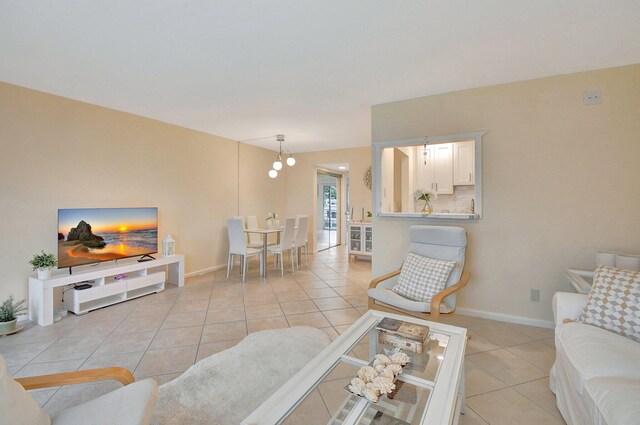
[316,172,341,251]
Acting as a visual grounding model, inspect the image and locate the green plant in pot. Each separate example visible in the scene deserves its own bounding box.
[0,296,27,334]
[29,250,57,279]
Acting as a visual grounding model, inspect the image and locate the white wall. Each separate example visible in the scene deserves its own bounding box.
[371,64,640,323]
[0,82,285,302]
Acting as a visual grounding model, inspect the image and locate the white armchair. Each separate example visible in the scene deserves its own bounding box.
[368,225,470,321]
[1,355,157,425]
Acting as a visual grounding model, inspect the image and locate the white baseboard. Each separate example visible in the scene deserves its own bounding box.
[185,264,227,278]
[456,307,554,329]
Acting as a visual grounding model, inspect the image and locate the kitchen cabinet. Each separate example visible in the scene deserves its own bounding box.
[453,141,475,185]
[417,144,453,195]
[349,223,372,258]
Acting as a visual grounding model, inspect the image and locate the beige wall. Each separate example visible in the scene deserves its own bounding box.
[285,147,372,250]
[372,64,640,324]
[0,82,285,303]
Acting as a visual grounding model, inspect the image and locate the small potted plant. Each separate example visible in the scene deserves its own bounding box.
[0,296,27,334]
[29,250,57,279]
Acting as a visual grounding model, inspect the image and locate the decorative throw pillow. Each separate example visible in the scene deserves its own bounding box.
[579,265,640,343]
[392,253,456,303]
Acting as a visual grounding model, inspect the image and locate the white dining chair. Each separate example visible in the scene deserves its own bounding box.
[294,215,309,269]
[246,215,264,249]
[268,217,296,276]
[227,218,263,282]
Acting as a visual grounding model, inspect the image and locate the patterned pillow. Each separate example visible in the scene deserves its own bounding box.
[392,253,456,303]
[579,265,640,343]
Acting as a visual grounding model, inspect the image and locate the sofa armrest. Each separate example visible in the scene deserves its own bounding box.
[552,292,588,326]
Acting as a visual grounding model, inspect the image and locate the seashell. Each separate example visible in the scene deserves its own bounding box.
[357,366,378,382]
[374,354,391,365]
[373,363,386,373]
[384,363,403,376]
[379,369,395,381]
[348,377,366,395]
[390,352,411,366]
[372,376,396,394]
[363,387,380,403]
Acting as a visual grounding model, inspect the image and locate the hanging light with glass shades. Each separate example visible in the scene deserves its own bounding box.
[268,134,295,178]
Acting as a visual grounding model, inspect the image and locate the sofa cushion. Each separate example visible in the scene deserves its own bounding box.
[392,253,455,302]
[579,265,640,343]
[0,355,51,425]
[584,377,640,425]
[556,322,640,396]
[368,287,453,313]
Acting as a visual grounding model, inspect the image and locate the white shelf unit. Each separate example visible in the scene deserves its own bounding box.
[348,223,372,259]
[29,255,184,326]
[63,269,166,315]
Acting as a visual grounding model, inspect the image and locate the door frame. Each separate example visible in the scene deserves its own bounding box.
[315,169,343,252]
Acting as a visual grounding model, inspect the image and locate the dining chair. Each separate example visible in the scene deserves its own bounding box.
[294,215,309,269]
[246,215,264,249]
[268,217,296,276]
[227,218,263,282]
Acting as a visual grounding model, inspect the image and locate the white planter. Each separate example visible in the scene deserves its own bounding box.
[37,268,52,279]
[0,319,17,334]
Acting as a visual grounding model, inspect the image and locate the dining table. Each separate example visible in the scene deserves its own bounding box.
[244,227,283,277]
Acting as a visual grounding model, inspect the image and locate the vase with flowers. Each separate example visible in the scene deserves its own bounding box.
[413,189,437,214]
[266,212,279,229]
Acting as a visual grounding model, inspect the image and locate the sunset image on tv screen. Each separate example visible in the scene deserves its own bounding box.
[58,208,158,268]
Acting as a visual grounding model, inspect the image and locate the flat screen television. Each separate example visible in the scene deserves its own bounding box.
[58,207,158,269]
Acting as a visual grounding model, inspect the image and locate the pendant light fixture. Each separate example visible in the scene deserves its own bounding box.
[268,134,295,178]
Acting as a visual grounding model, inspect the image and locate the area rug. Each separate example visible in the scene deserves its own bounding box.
[151,326,331,425]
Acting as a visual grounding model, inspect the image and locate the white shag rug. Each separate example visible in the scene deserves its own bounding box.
[151,326,331,425]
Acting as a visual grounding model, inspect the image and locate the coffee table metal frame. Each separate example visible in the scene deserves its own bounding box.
[243,309,467,425]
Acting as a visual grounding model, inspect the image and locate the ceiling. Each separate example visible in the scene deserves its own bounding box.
[1,1,639,152]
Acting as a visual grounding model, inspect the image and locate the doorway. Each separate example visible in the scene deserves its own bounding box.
[316,172,341,251]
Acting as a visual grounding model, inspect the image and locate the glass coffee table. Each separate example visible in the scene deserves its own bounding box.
[243,310,467,425]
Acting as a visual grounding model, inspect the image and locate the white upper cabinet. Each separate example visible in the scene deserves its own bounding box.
[416,144,453,195]
[433,143,453,194]
[453,141,475,185]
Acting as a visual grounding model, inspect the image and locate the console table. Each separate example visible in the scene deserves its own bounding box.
[29,255,185,326]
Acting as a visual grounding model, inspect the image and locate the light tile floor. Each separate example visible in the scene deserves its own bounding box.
[0,246,565,424]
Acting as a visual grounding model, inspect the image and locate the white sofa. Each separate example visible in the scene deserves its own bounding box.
[550,292,640,425]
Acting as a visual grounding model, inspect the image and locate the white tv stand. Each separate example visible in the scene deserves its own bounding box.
[29,255,184,326]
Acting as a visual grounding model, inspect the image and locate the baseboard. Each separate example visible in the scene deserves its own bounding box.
[455,307,554,329]
[185,264,227,278]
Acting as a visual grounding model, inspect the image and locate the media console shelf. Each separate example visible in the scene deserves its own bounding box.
[29,255,185,326]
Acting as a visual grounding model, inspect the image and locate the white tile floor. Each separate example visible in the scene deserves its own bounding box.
[0,246,565,424]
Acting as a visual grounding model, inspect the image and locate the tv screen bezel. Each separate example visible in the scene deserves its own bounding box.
[57,207,159,270]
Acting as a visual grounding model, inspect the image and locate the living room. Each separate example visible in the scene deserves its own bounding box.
[1,2,639,425]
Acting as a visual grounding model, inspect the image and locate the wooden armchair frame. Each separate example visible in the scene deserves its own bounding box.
[368,269,471,321]
[15,367,135,391]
